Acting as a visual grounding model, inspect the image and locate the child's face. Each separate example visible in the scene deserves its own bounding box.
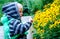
[19,8,23,17]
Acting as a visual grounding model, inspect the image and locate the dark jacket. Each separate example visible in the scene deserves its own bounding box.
[2,2,32,39]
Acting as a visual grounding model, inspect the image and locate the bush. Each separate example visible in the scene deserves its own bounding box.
[0,0,53,16]
[0,0,13,26]
[33,0,60,39]
[22,0,43,16]
[22,0,54,16]
[16,0,53,16]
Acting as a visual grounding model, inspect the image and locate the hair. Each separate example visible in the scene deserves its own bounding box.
[16,2,23,9]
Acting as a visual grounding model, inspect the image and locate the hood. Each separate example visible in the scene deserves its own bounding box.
[2,2,21,20]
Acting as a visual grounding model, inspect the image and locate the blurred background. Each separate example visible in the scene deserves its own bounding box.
[0,0,60,39]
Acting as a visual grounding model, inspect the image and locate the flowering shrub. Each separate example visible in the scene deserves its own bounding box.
[33,0,60,39]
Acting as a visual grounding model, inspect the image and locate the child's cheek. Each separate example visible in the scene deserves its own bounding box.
[20,13,23,17]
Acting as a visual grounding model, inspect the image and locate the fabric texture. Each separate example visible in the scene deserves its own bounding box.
[2,2,32,39]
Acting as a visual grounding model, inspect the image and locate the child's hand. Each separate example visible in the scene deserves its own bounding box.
[31,19,33,23]
[29,17,33,23]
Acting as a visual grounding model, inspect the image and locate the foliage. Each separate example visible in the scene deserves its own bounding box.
[0,0,53,16]
[16,0,53,16]
[33,0,60,39]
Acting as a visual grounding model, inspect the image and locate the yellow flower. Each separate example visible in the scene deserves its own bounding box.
[33,0,60,38]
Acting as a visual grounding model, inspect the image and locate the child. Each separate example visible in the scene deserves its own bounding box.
[2,2,33,39]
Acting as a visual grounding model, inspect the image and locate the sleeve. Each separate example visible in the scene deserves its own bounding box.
[9,19,32,36]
